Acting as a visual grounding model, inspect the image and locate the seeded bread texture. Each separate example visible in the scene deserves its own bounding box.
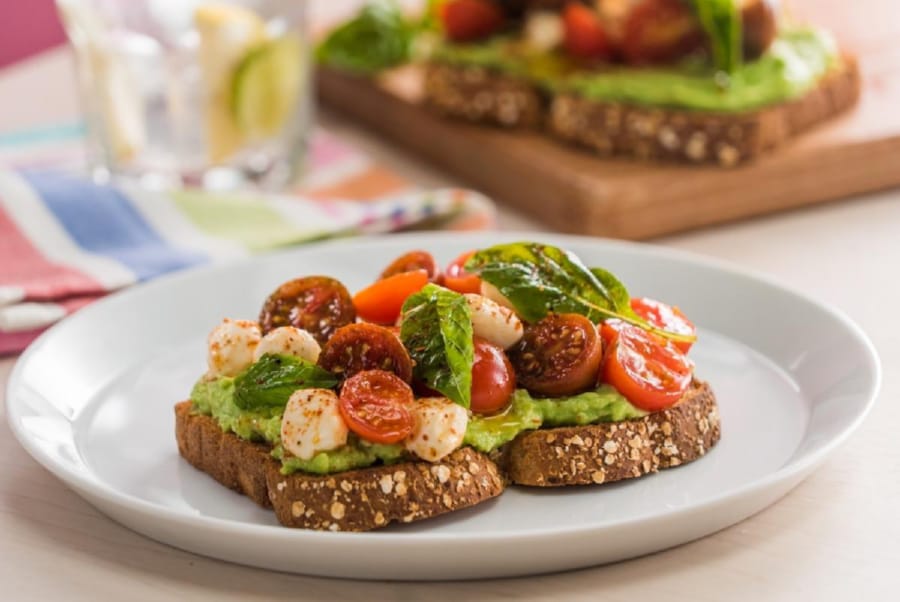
[424,57,860,164]
[174,402,505,531]
[500,380,721,486]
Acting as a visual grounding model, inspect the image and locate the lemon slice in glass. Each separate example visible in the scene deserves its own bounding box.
[195,3,266,162]
[231,33,303,140]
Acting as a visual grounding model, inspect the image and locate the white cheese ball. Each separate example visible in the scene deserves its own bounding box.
[253,326,321,364]
[281,388,349,461]
[465,293,524,350]
[207,318,261,377]
[404,397,469,462]
[479,281,516,311]
[524,11,563,52]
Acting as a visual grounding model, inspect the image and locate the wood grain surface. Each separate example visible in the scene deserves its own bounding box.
[317,0,900,239]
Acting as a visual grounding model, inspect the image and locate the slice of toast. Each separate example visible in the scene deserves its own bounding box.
[174,401,505,531]
[424,57,860,165]
[499,380,721,486]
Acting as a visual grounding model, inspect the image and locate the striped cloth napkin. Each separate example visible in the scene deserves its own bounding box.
[0,160,494,355]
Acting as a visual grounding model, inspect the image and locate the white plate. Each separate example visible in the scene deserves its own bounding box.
[7,232,880,580]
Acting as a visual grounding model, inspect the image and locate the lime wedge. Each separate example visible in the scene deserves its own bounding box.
[231,33,303,140]
[194,3,266,162]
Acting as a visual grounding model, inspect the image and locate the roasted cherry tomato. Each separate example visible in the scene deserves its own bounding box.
[562,3,610,60]
[441,0,505,42]
[509,313,603,397]
[621,0,704,64]
[602,323,692,411]
[444,250,482,294]
[471,337,516,414]
[629,297,696,353]
[741,0,777,59]
[379,250,439,281]
[318,323,414,382]
[259,276,355,345]
[339,370,414,444]
[353,269,429,325]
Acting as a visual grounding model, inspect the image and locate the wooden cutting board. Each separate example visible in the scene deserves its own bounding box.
[316,1,900,239]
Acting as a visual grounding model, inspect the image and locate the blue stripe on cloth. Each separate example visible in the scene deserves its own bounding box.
[21,171,207,281]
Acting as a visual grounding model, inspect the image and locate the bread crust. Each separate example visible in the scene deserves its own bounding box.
[424,56,860,164]
[500,380,721,486]
[174,402,505,531]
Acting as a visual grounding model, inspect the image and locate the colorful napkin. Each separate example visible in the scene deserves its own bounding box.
[0,131,494,354]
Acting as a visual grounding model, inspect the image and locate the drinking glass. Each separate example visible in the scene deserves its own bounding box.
[57,0,311,190]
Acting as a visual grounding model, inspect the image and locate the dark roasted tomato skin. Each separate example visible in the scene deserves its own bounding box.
[508,313,603,397]
[258,276,355,345]
[621,0,705,65]
[741,0,778,59]
[318,323,414,382]
[379,250,439,281]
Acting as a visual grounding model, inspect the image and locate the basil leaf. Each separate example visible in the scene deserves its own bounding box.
[466,242,632,322]
[400,284,473,408]
[466,242,695,344]
[316,1,415,74]
[233,354,338,411]
[690,0,742,74]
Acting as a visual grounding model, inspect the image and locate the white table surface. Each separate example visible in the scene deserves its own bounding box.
[2,24,899,602]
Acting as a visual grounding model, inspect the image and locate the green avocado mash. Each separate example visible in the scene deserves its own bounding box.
[431,28,839,112]
[190,377,645,474]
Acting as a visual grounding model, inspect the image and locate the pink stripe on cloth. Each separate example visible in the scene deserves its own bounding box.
[0,329,43,356]
[308,130,359,170]
[0,201,105,300]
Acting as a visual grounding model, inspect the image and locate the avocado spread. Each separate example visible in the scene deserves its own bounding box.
[191,378,644,475]
[431,28,838,112]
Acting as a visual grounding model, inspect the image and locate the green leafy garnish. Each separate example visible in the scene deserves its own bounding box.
[465,242,695,345]
[316,1,416,74]
[400,284,474,408]
[690,0,742,75]
[233,353,338,411]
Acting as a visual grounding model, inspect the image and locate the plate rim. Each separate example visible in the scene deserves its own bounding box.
[5,231,882,546]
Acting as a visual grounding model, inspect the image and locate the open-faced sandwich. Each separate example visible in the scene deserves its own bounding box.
[176,241,720,531]
[319,0,859,166]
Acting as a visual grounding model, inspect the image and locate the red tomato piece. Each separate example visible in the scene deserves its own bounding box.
[508,313,603,397]
[339,370,414,444]
[601,323,693,412]
[379,250,439,281]
[470,337,516,415]
[562,3,610,60]
[621,0,704,64]
[444,250,482,294]
[353,269,429,325]
[630,297,696,353]
[441,0,505,42]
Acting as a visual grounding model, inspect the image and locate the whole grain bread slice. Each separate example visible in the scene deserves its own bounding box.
[499,380,721,486]
[174,401,505,531]
[424,56,860,165]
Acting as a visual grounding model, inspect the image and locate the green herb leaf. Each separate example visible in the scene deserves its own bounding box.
[466,242,695,344]
[316,1,415,74]
[690,0,742,74]
[400,284,474,408]
[233,354,338,411]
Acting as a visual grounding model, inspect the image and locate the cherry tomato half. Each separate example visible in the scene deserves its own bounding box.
[444,250,482,294]
[562,3,610,60]
[259,276,355,345]
[339,370,414,444]
[601,323,692,412]
[630,297,696,353]
[353,269,429,325]
[509,313,603,397]
[471,337,516,415]
[318,323,414,382]
[621,0,704,65]
[379,250,439,281]
[441,0,505,42]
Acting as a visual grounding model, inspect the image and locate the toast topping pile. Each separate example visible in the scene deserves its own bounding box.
[189,242,703,475]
